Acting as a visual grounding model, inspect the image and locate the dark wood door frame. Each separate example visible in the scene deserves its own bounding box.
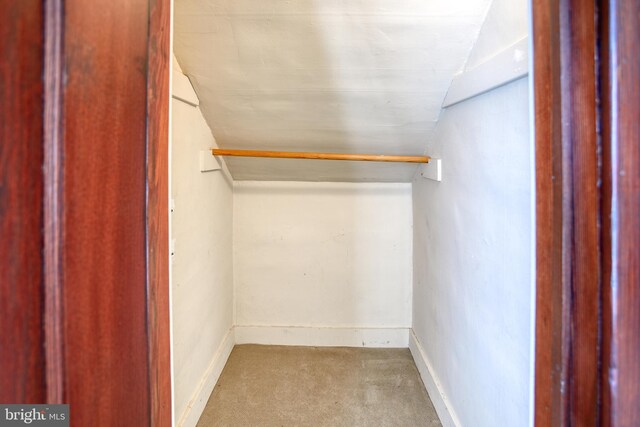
[0,0,47,404]
[43,0,171,424]
[532,0,599,424]
[533,0,639,425]
[146,0,172,423]
[599,0,640,424]
[1,0,171,425]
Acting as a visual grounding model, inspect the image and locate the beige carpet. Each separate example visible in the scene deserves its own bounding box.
[197,345,442,427]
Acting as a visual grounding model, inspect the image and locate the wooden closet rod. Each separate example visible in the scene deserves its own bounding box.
[211,149,430,164]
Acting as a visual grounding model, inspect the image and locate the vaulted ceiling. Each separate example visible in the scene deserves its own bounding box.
[174,0,492,181]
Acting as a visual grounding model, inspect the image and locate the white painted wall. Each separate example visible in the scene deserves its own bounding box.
[171,58,234,426]
[411,0,533,425]
[234,181,413,342]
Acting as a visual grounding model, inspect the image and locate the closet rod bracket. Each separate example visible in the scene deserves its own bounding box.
[420,158,442,182]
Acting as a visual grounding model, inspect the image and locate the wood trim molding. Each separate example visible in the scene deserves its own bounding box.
[599,0,640,424]
[561,2,600,424]
[146,0,172,424]
[0,0,47,403]
[43,0,65,404]
[533,0,600,424]
[534,0,639,424]
[2,0,173,420]
[61,0,152,424]
[532,2,565,420]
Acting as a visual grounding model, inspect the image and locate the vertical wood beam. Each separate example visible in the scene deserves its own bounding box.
[562,1,600,424]
[0,0,47,404]
[43,0,65,404]
[600,0,640,424]
[533,0,600,424]
[2,2,174,418]
[146,0,172,425]
[533,1,565,424]
[61,1,152,424]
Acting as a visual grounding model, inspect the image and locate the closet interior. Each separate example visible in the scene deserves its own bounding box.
[170,0,534,425]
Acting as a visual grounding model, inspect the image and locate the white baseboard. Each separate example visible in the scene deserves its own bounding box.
[235,325,410,348]
[409,330,460,427]
[177,328,235,427]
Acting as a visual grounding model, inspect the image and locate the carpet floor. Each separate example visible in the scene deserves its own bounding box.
[196,345,442,427]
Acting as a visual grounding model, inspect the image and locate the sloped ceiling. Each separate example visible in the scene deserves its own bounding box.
[174,0,492,182]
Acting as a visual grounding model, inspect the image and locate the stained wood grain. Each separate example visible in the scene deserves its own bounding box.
[562,1,600,424]
[43,0,65,404]
[62,0,151,424]
[534,0,600,424]
[1,0,173,420]
[147,0,172,425]
[533,1,565,424]
[600,0,640,425]
[0,0,47,404]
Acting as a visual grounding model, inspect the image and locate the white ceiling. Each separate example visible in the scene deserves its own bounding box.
[174,0,492,182]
